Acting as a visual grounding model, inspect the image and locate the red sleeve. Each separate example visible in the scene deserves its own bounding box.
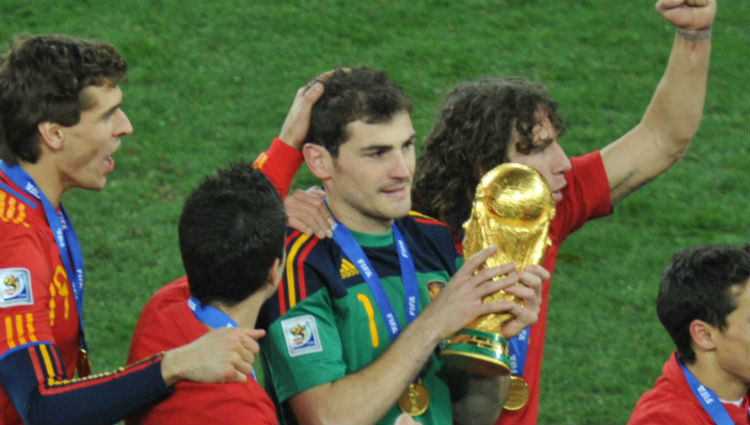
[253,138,303,198]
[549,150,612,244]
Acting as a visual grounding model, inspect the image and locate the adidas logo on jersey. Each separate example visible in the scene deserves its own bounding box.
[339,258,359,279]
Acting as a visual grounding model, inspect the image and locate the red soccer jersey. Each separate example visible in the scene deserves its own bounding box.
[497,151,611,425]
[127,277,277,425]
[628,352,750,425]
[0,170,80,425]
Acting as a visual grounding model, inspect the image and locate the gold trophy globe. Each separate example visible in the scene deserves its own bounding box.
[440,163,555,376]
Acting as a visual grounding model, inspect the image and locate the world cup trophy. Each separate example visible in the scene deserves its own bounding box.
[440,163,555,376]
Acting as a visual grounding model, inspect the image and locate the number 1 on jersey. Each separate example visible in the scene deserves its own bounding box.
[356,293,379,348]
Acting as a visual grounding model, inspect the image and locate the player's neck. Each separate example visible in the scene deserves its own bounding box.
[687,355,748,401]
[209,292,265,329]
[20,159,65,208]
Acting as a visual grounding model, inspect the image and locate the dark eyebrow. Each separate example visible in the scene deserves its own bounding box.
[100,102,122,119]
[360,133,417,154]
[403,134,417,146]
[360,145,393,157]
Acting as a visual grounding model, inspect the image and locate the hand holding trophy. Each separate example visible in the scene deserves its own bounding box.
[440,163,555,381]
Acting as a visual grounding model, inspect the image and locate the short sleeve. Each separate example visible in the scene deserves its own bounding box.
[551,151,612,242]
[264,288,346,403]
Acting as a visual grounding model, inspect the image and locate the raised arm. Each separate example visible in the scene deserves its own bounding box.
[254,74,335,238]
[252,79,323,197]
[601,0,716,205]
[289,248,540,425]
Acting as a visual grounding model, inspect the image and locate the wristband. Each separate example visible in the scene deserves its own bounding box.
[677,27,711,41]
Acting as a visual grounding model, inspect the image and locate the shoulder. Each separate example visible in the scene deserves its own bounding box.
[403,211,450,229]
[0,178,43,230]
[628,399,706,425]
[570,151,605,174]
[398,213,452,243]
[563,151,609,201]
[259,231,340,327]
[136,277,192,324]
[1,180,53,265]
[147,277,192,309]
[628,358,705,425]
[559,151,604,192]
[397,213,458,262]
[130,277,196,361]
[283,229,342,293]
[284,229,336,269]
[0,203,47,249]
[551,152,612,239]
[406,210,449,227]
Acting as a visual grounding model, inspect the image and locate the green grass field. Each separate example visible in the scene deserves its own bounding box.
[3,1,748,423]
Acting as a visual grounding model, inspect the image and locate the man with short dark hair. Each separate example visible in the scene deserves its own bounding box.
[258,66,546,425]
[628,244,750,425]
[127,162,286,425]
[0,34,261,425]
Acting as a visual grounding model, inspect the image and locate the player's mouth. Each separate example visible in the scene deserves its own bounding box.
[551,181,568,203]
[104,140,121,174]
[104,155,116,174]
[381,184,410,199]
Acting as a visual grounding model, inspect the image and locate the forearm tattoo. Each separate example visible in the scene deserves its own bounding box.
[611,168,655,205]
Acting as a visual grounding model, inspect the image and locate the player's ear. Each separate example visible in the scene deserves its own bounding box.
[37,121,65,151]
[266,257,283,292]
[303,144,333,180]
[689,319,717,352]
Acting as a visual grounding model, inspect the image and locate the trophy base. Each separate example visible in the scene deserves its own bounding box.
[440,328,511,376]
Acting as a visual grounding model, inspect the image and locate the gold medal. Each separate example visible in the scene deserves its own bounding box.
[398,381,430,416]
[77,348,92,378]
[503,376,529,411]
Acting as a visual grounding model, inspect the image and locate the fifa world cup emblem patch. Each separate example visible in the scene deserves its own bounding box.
[281,314,323,357]
[0,268,33,308]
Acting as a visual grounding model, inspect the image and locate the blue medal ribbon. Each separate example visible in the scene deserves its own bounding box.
[678,357,735,425]
[0,160,87,350]
[331,220,419,341]
[187,296,257,381]
[509,327,530,377]
[187,297,238,328]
